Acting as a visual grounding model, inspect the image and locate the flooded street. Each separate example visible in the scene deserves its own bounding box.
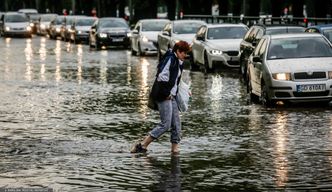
[1,36,332,191]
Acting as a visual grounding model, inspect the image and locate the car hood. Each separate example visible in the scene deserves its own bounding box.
[207,39,242,51]
[141,31,158,41]
[100,27,128,33]
[5,22,29,28]
[266,57,332,73]
[173,34,195,44]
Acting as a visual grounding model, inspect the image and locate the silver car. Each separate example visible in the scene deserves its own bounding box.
[157,19,206,60]
[130,19,169,56]
[247,33,332,106]
[1,12,32,38]
[191,23,248,72]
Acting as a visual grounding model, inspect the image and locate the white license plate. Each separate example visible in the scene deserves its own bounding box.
[296,84,326,92]
[112,38,123,42]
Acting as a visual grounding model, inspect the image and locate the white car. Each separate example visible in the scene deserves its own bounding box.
[157,19,206,60]
[247,33,332,106]
[191,23,248,72]
[37,13,58,35]
[130,19,169,56]
[0,12,32,38]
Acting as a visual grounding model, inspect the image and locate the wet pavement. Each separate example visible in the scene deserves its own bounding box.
[0,36,332,191]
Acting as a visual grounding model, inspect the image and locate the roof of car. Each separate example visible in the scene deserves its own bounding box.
[206,23,248,28]
[172,19,206,24]
[139,19,170,22]
[268,32,323,39]
[307,24,332,30]
[252,23,305,29]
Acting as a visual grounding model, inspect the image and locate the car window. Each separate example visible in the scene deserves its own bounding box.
[207,26,247,39]
[268,37,332,60]
[322,29,332,42]
[5,14,28,22]
[100,20,128,28]
[266,27,305,35]
[142,21,167,31]
[173,22,203,34]
[76,18,96,26]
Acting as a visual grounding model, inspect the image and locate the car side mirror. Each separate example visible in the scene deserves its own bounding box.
[252,56,262,63]
[132,29,138,34]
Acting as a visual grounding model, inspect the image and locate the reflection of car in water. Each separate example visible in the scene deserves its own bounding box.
[130,19,169,56]
[247,33,332,107]
[89,17,131,50]
[191,23,248,72]
[0,12,32,38]
[305,24,332,43]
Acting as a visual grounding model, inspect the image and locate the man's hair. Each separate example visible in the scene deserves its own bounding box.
[173,41,190,53]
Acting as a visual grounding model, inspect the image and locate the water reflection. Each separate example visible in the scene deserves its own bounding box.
[77,45,83,84]
[25,38,33,81]
[99,51,108,84]
[137,58,150,116]
[55,40,62,83]
[39,37,47,81]
[273,112,289,187]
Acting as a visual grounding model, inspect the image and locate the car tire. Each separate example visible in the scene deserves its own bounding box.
[240,56,248,82]
[261,82,273,107]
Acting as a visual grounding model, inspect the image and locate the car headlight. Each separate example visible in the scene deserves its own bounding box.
[99,33,107,38]
[56,27,61,32]
[127,32,132,37]
[141,36,149,42]
[328,71,332,79]
[30,23,34,27]
[41,24,46,29]
[5,26,10,31]
[26,26,32,31]
[78,31,82,34]
[272,73,292,81]
[210,49,223,55]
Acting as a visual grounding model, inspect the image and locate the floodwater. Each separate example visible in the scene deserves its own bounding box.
[0,37,332,191]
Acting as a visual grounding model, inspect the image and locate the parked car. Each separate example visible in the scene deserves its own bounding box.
[240,24,306,82]
[36,13,58,36]
[0,12,32,38]
[157,19,206,60]
[89,17,131,50]
[69,16,97,43]
[247,33,332,106]
[49,15,65,39]
[305,24,332,43]
[191,23,248,72]
[130,18,169,56]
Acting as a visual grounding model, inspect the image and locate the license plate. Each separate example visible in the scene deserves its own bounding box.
[112,38,123,42]
[296,84,326,92]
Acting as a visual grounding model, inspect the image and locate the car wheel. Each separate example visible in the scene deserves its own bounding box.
[261,82,273,107]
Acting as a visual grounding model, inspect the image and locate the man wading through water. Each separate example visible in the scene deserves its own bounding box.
[131,41,190,154]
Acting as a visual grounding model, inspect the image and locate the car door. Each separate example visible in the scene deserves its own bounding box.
[249,37,267,96]
[131,22,140,52]
[192,26,207,65]
[157,22,172,56]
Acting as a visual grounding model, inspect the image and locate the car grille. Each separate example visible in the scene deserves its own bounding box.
[293,91,330,97]
[294,72,326,79]
[13,28,25,30]
[225,51,239,56]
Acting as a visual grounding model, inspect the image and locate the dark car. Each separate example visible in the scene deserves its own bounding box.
[69,16,97,44]
[305,24,332,43]
[89,17,131,50]
[239,24,306,82]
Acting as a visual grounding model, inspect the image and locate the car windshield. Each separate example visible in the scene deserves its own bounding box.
[173,22,203,34]
[76,19,96,26]
[5,14,28,22]
[267,37,332,60]
[207,26,247,39]
[41,15,56,22]
[55,17,64,25]
[142,21,167,31]
[323,29,332,43]
[100,20,128,28]
[266,27,305,35]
